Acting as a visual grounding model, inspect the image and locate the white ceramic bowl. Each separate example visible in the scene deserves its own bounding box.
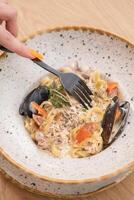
[0,26,134,199]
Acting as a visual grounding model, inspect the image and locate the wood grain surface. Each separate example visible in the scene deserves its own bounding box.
[1,0,134,199]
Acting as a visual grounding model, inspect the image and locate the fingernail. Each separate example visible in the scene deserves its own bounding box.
[29,49,44,60]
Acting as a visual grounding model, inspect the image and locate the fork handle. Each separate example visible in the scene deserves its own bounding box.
[0,45,61,77]
[32,58,61,77]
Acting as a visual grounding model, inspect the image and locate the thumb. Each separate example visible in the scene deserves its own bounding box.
[0,26,34,59]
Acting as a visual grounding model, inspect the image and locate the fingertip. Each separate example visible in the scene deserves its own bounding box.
[17,45,35,59]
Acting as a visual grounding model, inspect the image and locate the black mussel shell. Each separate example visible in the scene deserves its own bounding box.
[19,86,50,118]
[102,96,119,146]
[109,101,130,145]
[102,96,130,148]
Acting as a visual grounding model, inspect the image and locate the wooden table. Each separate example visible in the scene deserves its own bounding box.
[1,0,134,199]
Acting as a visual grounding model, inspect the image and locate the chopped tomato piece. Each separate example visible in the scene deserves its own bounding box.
[107,82,118,95]
[30,49,44,60]
[75,122,98,144]
[31,101,47,117]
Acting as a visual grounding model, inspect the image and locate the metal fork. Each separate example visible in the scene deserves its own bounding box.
[0,45,93,108]
[33,58,93,108]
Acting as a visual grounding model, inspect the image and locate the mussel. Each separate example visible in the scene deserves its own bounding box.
[102,96,130,148]
[19,86,50,118]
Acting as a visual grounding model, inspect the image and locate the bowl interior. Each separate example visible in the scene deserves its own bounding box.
[0,28,134,180]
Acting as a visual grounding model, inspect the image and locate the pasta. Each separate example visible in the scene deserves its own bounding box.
[24,64,117,158]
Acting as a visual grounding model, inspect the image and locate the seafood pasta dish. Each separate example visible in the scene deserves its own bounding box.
[19,63,129,158]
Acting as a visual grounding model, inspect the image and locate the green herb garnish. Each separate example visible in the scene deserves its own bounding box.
[57,85,64,93]
[48,81,70,108]
[49,88,70,108]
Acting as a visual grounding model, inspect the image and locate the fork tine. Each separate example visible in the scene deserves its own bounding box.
[74,86,91,107]
[76,82,92,102]
[78,79,93,95]
[73,90,88,109]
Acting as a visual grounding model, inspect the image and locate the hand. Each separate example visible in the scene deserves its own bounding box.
[0,0,33,58]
